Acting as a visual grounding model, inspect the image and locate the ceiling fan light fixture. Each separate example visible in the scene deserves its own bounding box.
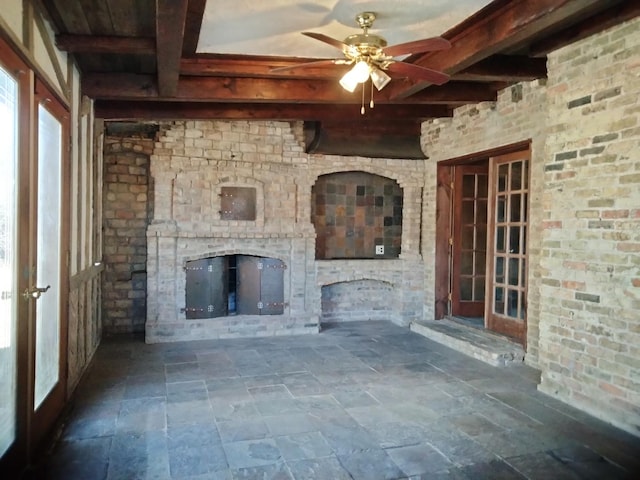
[339,60,371,92]
[371,68,391,91]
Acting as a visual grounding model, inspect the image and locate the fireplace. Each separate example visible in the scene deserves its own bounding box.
[145,120,426,343]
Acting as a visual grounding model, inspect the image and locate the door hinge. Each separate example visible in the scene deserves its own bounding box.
[448,237,453,246]
[257,262,263,270]
[447,292,452,301]
[257,301,263,309]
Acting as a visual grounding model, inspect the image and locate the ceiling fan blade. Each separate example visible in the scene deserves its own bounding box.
[302,32,348,51]
[383,37,451,57]
[387,62,450,85]
[270,59,344,74]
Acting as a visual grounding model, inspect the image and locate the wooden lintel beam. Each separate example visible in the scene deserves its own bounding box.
[156,0,189,97]
[453,55,547,82]
[55,34,156,54]
[390,0,607,99]
[82,73,489,105]
[93,100,453,122]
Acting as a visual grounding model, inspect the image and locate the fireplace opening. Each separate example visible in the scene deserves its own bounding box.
[184,255,285,319]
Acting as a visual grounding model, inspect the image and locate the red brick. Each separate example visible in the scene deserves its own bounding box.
[543,220,562,229]
[562,280,586,290]
[602,209,629,218]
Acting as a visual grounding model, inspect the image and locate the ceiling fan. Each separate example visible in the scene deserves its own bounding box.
[272,11,451,110]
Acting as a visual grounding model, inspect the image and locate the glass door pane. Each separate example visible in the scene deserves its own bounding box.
[0,65,18,457]
[34,105,62,409]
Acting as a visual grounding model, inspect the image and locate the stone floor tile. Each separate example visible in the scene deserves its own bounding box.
[166,398,214,426]
[332,389,380,408]
[274,432,333,461]
[385,443,452,476]
[167,422,222,449]
[286,456,352,480]
[107,453,171,480]
[223,439,282,469]
[548,445,633,480]
[505,452,582,480]
[123,373,167,399]
[447,411,505,437]
[336,448,406,480]
[263,414,316,436]
[166,379,209,403]
[247,384,292,401]
[116,396,166,433]
[168,443,228,477]
[253,398,302,416]
[34,322,640,480]
[62,412,117,441]
[211,399,260,422]
[231,461,293,480]
[459,458,526,479]
[218,417,270,443]
[43,437,112,480]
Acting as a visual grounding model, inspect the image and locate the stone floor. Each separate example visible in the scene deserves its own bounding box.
[30,321,640,479]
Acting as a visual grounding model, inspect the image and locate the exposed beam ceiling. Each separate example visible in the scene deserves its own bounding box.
[39,0,636,156]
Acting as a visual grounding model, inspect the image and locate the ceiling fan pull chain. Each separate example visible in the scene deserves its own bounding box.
[370,79,375,109]
[361,82,365,114]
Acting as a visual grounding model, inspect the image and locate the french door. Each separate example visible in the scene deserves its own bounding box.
[485,150,530,344]
[0,43,69,471]
[451,164,488,317]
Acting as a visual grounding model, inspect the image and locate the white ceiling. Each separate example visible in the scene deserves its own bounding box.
[197,0,492,58]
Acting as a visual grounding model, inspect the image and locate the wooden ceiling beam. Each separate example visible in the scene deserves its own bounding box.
[82,73,494,104]
[453,55,547,82]
[93,100,453,121]
[156,0,189,97]
[389,0,610,99]
[55,34,156,54]
[529,1,640,57]
[182,0,207,55]
[180,55,347,79]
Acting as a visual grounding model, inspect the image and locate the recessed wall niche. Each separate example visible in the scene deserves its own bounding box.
[311,171,403,259]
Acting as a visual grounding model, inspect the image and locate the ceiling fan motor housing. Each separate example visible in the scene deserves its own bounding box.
[343,12,390,65]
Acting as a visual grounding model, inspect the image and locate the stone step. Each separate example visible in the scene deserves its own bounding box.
[410,319,525,367]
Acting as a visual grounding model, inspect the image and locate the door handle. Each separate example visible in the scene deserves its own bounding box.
[22,285,50,301]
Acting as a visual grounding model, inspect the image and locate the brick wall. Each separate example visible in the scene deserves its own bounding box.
[421,17,640,435]
[102,135,153,333]
[537,18,640,435]
[421,83,548,362]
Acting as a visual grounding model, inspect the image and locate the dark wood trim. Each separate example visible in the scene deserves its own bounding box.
[438,140,531,166]
[434,165,453,319]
